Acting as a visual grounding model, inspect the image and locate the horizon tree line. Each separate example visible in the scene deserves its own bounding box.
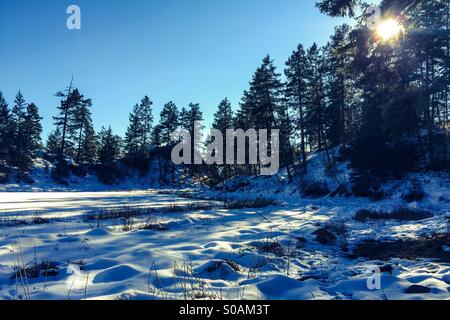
[0,0,448,186]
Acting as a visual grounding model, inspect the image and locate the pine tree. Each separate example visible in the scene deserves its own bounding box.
[0,93,11,149]
[53,82,79,161]
[137,96,153,152]
[158,102,179,182]
[349,34,395,176]
[233,91,256,175]
[276,94,295,182]
[249,56,284,175]
[179,107,190,132]
[10,92,29,171]
[213,98,234,134]
[323,24,353,147]
[96,126,122,184]
[97,126,122,166]
[315,0,361,17]
[250,56,283,132]
[0,92,12,175]
[23,103,43,154]
[179,103,203,172]
[73,95,96,164]
[80,122,97,165]
[151,124,163,147]
[234,90,255,131]
[159,101,179,146]
[8,92,42,175]
[285,44,310,173]
[124,104,143,157]
[46,127,62,157]
[211,98,234,180]
[11,91,27,139]
[180,104,203,138]
[232,56,285,176]
[408,0,450,168]
[304,44,328,154]
[124,96,154,157]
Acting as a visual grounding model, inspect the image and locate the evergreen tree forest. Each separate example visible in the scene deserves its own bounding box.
[0,0,448,187]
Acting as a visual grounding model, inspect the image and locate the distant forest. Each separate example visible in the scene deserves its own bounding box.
[0,0,448,188]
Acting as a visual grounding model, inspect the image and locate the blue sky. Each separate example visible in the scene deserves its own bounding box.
[0,0,349,138]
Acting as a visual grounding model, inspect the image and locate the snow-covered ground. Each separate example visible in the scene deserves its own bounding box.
[0,191,448,300]
[0,157,168,192]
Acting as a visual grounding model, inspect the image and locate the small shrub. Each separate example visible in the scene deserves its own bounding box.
[352,175,385,200]
[204,260,240,273]
[252,239,286,257]
[352,234,450,262]
[85,202,218,222]
[354,208,432,222]
[51,161,71,183]
[313,228,336,245]
[0,214,28,227]
[313,219,348,247]
[11,260,59,279]
[302,181,330,197]
[224,198,277,209]
[402,183,426,203]
[301,181,330,198]
[69,260,86,268]
[121,217,134,232]
[32,212,49,224]
[136,216,168,231]
[0,212,52,227]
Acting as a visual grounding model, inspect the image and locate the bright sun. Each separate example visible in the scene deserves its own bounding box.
[376,19,403,41]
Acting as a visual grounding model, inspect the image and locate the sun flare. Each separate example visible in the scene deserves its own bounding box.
[376,19,403,41]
